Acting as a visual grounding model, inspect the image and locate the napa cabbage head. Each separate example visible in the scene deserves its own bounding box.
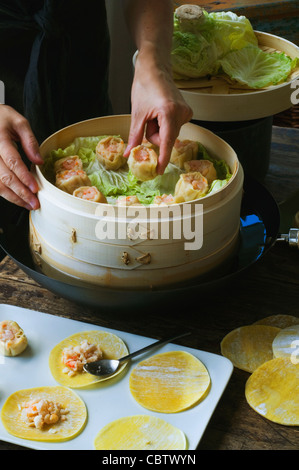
[171,30,219,79]
[171,8,258,79]
[208,11,258,54]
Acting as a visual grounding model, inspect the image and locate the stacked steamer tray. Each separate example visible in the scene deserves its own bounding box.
[175,31,299,180]
[29,115,243,290]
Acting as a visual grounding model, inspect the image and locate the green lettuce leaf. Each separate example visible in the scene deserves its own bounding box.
[140,163,183,196]
[42,135,109,180]
[171,7,296,87]
[208,11,258,54]
[171,8,257,79]
[42,135,232,203]
[89,166,159,204]
[171,30,219,79]
[218,46,298,88]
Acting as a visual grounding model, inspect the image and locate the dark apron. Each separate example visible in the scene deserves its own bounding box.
[0,0,111,144]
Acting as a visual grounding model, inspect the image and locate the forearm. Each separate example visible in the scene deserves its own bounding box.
[124,0,174,71]
[123,0,192,173]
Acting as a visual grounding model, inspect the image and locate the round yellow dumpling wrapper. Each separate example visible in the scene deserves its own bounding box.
[245,357,299,426]
[49,330,129,388]
[1,386,87,442]
[220,325,281,373]
[94,415,187,450]
[253,314,299,329]
[272,324,299,360]
[129,350,210,413]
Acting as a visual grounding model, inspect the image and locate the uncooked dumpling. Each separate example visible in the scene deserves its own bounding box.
[49,330,129,388]
[1,386,87,442]
[0,320,28,356]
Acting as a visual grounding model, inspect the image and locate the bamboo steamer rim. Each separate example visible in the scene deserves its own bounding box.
[36,115,240,212]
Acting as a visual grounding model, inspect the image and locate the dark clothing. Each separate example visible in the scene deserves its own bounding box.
[0,0,111,143]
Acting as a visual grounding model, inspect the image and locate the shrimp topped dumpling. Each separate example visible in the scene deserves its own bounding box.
[55,169,91,194]
[170,139,199,169]
[184,159,217,184]
[174,172,209,202]
[73,186,107,203]
[152,194,175,206]
[96,136,126,171]
[142,137,159,154]
[127,145,158,182]
[54,155,83,173]
[0,320,28,357]
[115,195,142,207]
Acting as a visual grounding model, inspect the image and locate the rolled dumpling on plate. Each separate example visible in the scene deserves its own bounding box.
[184,159,217,184]
[170,139,199,169]
[127,145,158,181]
[55,169,91,194]
[174,172,209,202]
[73,186,107,203]
[96,136,127,171]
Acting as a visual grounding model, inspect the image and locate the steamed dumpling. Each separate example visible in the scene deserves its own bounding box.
[96,136,126,170]
[174,172,209,202]
[170,139,199,169]
[127,145,158,181]
[73,186,107,203]
[184,159,217,184]
[54,156,83,173]
[152,194,175,206]
[55,169,91,194]
[115,195,142,206]
[142,137,160,154]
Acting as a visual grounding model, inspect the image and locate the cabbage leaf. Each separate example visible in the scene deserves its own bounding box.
[218,46,298,88]
[171,8,297,88]
[43,136,232,203]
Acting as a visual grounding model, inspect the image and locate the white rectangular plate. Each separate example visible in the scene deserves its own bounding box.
[0,303,233,450]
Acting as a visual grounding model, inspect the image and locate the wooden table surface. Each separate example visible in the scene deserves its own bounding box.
[0,126,298,450]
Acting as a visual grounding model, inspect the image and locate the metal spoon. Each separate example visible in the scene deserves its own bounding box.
[83,331,191,377]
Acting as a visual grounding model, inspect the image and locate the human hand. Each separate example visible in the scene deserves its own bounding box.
[0,105,43,210]
[124,57,192,175]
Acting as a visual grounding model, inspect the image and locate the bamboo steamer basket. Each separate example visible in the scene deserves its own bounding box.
[174,31,299,121]
[29,115,243,289]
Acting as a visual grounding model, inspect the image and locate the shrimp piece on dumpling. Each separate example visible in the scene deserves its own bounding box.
[127,145,158,181]
[142,137,159,154]
[115,195,142,207]
[55,169,91,194]
[170,139,199,169]
[73,186,107,203]
[184,159,217,184]
[152,194,175,206]
[96,136,126,171]
[174,172,209,203]
[54,155,83,173]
